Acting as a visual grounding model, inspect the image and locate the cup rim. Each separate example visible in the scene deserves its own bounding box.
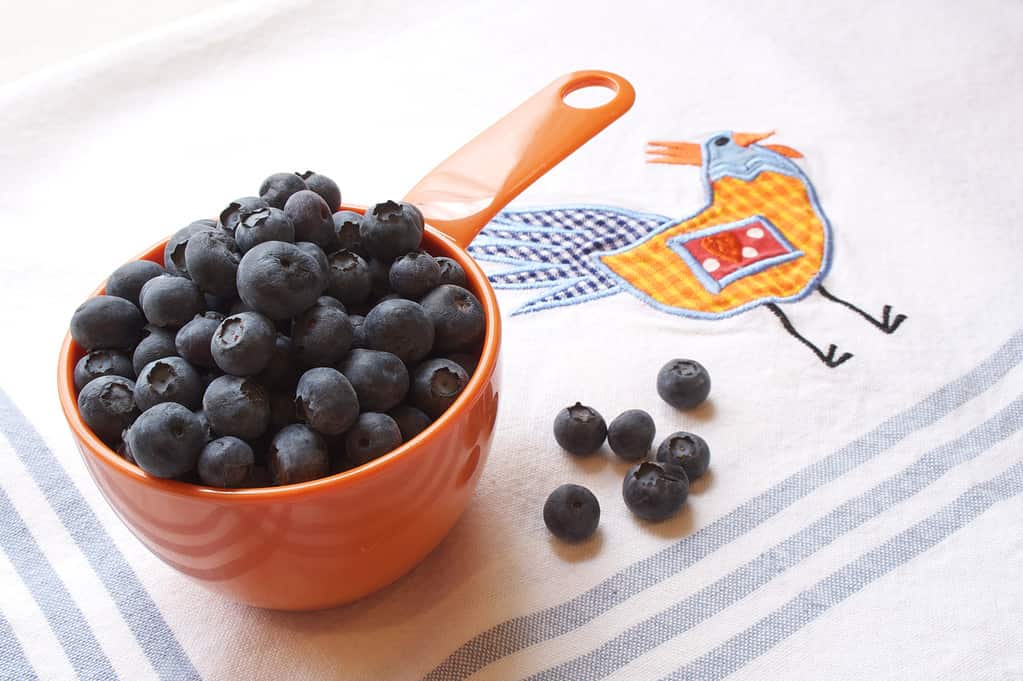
[57,222,501,501]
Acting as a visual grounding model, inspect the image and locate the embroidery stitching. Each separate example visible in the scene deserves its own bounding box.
[469,204,671,314]
[471,132,907,367]
[664,215,803,295]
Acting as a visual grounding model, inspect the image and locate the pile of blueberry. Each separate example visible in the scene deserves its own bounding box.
[543,359,712,542]
[70,171,484,488]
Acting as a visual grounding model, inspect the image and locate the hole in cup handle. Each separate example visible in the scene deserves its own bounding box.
[559,72,631,111]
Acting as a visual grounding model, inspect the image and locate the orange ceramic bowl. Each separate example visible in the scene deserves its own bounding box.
[57,225,501,611]
[56,69,634,610]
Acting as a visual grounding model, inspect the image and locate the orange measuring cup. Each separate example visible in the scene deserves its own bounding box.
[57,70,635,610]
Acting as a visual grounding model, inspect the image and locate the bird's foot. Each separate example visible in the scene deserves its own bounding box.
[875,305,908,334]
[766,303,854,369]
[817,286,907,335]
[818,344,854,368]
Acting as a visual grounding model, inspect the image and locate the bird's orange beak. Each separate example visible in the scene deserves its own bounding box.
[646,140,703,166]
[734,131,803,158]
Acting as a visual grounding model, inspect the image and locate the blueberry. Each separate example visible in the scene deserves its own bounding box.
[269,390,299,429]
[269,424,329,485]
[235,207,295,254]
[332,210,363,252]
[77,375,139,445]
[314,295,346,312]
[70,295,144,351]
[344,412,402,466]
[291,303,352,367]
[134,357,203,411]
[126,402,205,479]
[656,358,711,410]
[218,196,269,235]
[132,324,178,374]
[174,311,223,369]
[284,189,338,251]
[184,229,241,298]
[553,403,606,456]
[195,409,215,442]
[411,358,468,418]
[276,315,293,337]
[295,241,330,286]
[197,436,254,488]
[116,436,136,464]
[655,431,710,480]
[329,450,354,475]
[349,315,368,349]
[339,348,409,412]
[435,256,468,287]
[366,257,392,297]
[404,201,424,228]
[360,200,423,260]
[211,312,275,376]
[364,299,435,363]
[74,350,134,393]
[622,461,689,522]
[607,409,655,462]
[259,172,307,209]
[198,370,219,390]
[203,292,234,314]
[105,260,165,307]
[543,484,600,542]
[296,171,341,211]
[388,405,432,442]
[241,466,269,487]
[326,249,372,305]
[445,352,478,376]
[202,375,270,439]
[256,333,297,390]
[164,221,214,277]
[237,241,326,319]
[228,298,254,316]
[246,432,272,467]
[139,275,204,328]
[295,367,360,435]
[389,251,441,299]
[420,285,484,351]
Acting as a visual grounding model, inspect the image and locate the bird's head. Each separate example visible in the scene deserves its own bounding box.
[646,131,803,180]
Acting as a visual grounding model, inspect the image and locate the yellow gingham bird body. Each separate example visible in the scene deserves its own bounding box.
[598,140,832,319]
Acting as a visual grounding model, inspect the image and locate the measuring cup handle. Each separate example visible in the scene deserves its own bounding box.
[403,70,635,248]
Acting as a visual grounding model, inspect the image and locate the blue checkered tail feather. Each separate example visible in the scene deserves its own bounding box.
[469,205,672,314]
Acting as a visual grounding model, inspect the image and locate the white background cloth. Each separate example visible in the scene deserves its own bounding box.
[1,1,1022,679]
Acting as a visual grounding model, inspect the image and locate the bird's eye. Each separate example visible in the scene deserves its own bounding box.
[713,137,729,147]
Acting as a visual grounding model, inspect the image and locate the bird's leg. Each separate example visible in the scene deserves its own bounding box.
[765,303,853,368]
[817,285,907,334]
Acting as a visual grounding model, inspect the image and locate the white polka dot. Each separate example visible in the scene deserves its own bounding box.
[742,246,759,259]
[746,227,765,239]
[702,258,720,273]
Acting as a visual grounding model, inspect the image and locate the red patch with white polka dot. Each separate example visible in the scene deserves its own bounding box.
[683,219,789,280]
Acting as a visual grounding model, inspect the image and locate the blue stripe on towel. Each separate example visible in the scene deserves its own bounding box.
[0,590,42,681]
[425,329,1023,681]
[668,458,1023,680]
[528,395,1023,680]
[0,388,200,681]
[0,488,117,680]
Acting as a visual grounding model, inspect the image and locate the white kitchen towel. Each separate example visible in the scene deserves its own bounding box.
[1,0,1022,679]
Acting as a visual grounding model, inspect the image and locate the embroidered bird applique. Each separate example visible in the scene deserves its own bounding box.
[468,131,906,368]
